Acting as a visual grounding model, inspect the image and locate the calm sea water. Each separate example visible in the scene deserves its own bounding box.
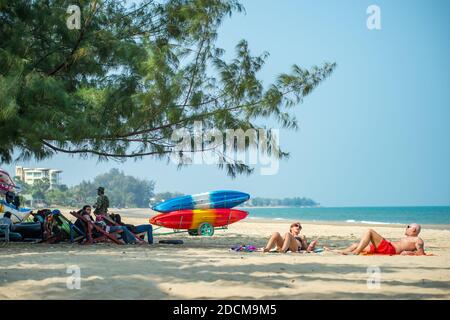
[242,206,450,225]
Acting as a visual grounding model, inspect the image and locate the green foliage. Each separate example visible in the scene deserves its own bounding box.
[30,178,50,200]
[92,168,155,207]
[0,0,335,176]
[45,186,70,205]
[250,197,318,207]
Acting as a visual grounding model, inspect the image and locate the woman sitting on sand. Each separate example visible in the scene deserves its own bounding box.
[263,222,318,253]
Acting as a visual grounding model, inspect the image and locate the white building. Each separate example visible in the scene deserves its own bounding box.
[15,166,62,188]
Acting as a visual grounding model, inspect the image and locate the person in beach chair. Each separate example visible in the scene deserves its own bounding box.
[74,205,100,240]
[333,223,426,255]
[0,211,23,241]
[109,213,153,244]
[41,209,83,243]
[72,206,123,244]
[73,205,140,244]
[263,222,318,253]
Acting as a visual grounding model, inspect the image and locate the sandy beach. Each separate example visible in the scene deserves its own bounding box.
[1,208,449,300]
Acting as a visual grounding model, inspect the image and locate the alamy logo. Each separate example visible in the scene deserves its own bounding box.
[66,265,81,290]
[66,5,81,30]
[170,121,280,175]
[367,5,381,30]
[366,266,381,289]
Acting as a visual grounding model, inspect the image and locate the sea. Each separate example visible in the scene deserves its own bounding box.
[243,206,450,226]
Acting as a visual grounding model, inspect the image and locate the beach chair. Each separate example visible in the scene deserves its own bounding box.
[42,214,67,244]
[41,213,85,244]
[54,212,85,243]
[70,211,124,245]
[104,213,146,244]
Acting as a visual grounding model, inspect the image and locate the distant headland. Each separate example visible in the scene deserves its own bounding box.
[244,197,319,208]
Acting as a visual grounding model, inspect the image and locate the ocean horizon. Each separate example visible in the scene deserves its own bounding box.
[241,206,450,225]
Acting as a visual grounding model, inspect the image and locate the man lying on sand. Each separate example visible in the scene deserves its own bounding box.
[263,222,318,253]
[329,223,426,255]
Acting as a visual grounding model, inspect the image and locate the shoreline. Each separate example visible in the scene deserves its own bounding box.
[245,217,450,231]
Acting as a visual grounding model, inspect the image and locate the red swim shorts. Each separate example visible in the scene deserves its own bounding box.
[368,239,397,255]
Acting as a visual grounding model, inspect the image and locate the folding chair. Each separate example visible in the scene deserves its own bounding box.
[104,214,146,244]
[40,213,85,244]
[54,213,85,243]
[70,211,124,245]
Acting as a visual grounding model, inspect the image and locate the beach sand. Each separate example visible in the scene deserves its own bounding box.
[0,208,449,299]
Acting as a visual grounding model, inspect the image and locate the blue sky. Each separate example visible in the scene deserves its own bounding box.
[3,0,450,206]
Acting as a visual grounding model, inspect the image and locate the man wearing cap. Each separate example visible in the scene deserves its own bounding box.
[94,187,109,219]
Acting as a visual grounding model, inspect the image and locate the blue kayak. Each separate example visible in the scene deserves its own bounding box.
[0,200,32,222]
[152,190,250,213]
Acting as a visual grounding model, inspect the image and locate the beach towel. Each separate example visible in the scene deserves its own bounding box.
[256,247,324,253]
[361,251,435,256]
[230,244,257,252]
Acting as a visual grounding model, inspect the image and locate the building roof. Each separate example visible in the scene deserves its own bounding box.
[15,166,62,173]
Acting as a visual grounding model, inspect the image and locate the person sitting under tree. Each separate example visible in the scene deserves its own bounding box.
[0,211,22,241]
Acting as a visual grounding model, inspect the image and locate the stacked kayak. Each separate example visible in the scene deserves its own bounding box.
[0,168,30,223]
[0,168,16,193]
[150,190,250,236]
[152,190,250,212]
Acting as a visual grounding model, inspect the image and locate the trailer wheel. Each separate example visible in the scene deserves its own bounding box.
[198,223,214,236]
[188,229,198,236]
